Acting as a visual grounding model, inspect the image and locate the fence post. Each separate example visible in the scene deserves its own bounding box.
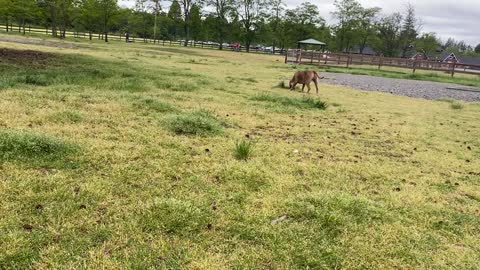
[451,63,456,77]
[310,51,314,64]
[378,55,383,70]
[346,56,350,68]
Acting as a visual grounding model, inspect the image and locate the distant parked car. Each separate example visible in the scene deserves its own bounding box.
[264,46,283,53]
[229,42,242,51]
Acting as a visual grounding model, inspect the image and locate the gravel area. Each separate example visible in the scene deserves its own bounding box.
[322,72,480,102]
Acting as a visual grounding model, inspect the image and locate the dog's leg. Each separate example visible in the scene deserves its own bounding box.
[302,84,305,92]
[314,79,319,94]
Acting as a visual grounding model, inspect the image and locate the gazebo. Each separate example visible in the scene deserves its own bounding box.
[297,38,326,52]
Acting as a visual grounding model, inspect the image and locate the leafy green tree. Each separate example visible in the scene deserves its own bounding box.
[206,0,232,49]
[475,44,480,54]
[357,7,381,54]
[134,0,151,40]
[233,0,265,52]
[168,0,183,39]
[96,0,118,42]
[332,0,362,52]
[189,4,202,41]
[374,12,402,57]
[414,32,439,56]
[178,0,203,46]
[266,0,285,52]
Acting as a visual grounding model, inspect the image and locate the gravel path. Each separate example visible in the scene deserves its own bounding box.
[322,72,480,102]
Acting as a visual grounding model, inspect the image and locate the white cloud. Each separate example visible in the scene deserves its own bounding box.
[119,0,480,46]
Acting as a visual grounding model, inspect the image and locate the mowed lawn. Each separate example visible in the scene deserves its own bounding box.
[1,35,479,269]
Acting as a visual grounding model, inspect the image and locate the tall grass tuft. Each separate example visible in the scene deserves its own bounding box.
[165,110,224,135]
[234,139,254,161]
[134,97,177,113]
[0,129,77,162]
[251,93,328,110]
[450,101,464,110]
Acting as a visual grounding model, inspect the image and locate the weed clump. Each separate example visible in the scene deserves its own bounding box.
[49,110,84,123]
[251,93,328,110]
[165,110,224,135]
[24,74,49,86]
[450,101,464,110]
[0,129,77,162]
[134,97,177,113]
[234,139,254,161]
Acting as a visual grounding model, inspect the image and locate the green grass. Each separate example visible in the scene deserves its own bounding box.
[0,129,77,163]
[133,97,178,113]
[165,110,224,135]
[451,101,465,110]
[0,33,479,269]
[251,93,328,110]
[234,139,254,160]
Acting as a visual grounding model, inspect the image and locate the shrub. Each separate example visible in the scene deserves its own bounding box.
[234,139,254,161]
[165,110,224,135]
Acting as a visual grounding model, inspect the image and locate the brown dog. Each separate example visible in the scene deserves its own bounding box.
[289,70,322,94]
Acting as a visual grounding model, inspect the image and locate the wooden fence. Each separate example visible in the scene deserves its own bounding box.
[0,24,285,55]
[285,49,480,77]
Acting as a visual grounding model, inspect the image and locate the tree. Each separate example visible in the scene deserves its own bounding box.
[168,0,182,39]
[415,33,439,56]
[475,44,480,53]
[374,12,402,57]
[146,0,162,42]
[189,4,202,41]
[332,0,363,53]
[283,2,325,49]
[78,0,100,39]
[357,7,380,54]
[135,0,151,41]
[268,0,285,52]
[233,0,265,52]
[207,0,232,49]
[97,0,118,42]
[178,0,203,46]
[399,4,419,57]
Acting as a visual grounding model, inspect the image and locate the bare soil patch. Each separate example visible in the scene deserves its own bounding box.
[0,35,77,49]
[0,48,57,66]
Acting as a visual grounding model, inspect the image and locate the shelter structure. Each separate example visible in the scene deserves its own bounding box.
[297,38,326,52]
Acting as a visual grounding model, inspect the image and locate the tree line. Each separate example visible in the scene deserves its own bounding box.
[1,0,479,55]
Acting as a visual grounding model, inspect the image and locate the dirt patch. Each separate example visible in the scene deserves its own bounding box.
[0,35,77,49]
[0,48,56,66]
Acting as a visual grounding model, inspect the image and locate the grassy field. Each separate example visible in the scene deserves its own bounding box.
[1,34,480,269]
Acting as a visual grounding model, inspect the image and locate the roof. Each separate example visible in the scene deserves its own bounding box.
[457,56,480,66]
[298,39,326,46]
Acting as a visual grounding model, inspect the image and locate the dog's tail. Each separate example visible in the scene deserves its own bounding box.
[313,71,324,80]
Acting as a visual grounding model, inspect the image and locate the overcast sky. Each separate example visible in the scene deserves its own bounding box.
[119,0,480,46]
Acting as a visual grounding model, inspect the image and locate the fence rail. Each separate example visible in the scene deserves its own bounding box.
[0,24,286,55]
[285,49,480,77]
